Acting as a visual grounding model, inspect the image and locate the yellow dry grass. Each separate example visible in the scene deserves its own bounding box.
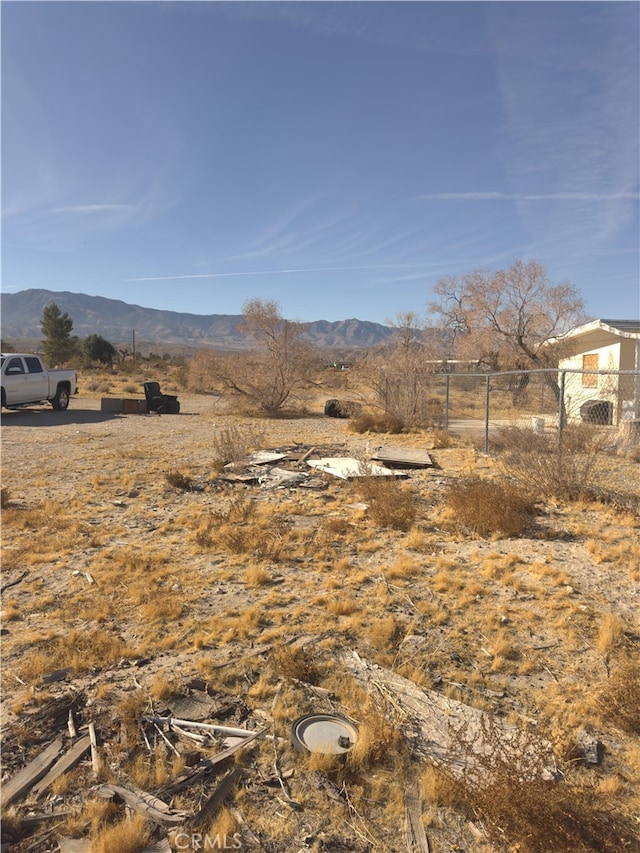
[1,362,639,853]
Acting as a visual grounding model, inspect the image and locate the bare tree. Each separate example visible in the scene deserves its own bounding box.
[188,299,318,414]
[358,312,448,426]
[429,259,587,403]
[429,259,586,368]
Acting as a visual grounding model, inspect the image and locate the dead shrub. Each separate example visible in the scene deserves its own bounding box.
[349,411,406,434]
[90,813,152,853]
[465,770,638,853]
[1,486,10,508]
[356,475,417,531]
[345,701,404,772]
[197,498,287,560]
[323,517,352,535]
[269,644,320,684]
[497,425,609,502]
[211,424,263,470]
[431,428,454,448]
[433,718,639,853]
[164,469,193,491]
[596,657,640,734]
[445,477,537,537]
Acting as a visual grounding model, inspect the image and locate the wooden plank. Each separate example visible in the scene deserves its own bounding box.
[97,784,188,825]
[56,839,91,853]
[371,445,434,468]
[32,735,92,799]
[186,765,243,830]
[404,782,430,853]
[1,738,63,807]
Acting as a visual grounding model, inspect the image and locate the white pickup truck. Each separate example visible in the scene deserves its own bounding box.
[1,353,78,411]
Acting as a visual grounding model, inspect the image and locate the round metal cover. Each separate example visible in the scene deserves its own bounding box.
[290,714,358,755]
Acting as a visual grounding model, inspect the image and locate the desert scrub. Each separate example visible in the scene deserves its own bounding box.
[349,411,405,434]
[164,468,193,490]
[428,720,640,853]
[444,477,537,537]
[355,475,417,531]
[211,423,264,470]
[595,657,640,734]
[497,424,610,502]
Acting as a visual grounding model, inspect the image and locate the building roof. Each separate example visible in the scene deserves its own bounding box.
[560,319,640,341]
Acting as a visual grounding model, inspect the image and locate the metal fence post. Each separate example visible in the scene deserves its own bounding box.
[484,373,490,453]
[558,370,566,450]
[444,373,450,433]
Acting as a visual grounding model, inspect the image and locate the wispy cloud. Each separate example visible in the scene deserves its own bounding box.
[124,264,418,283]
[485,4,639,244]
[416,192,640,201]
[51,204,134,215]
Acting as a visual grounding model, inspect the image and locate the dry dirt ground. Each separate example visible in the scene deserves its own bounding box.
[1,392,639,853]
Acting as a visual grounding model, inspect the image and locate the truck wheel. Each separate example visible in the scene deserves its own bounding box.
[1,389,5,409]
[52,387,70,411]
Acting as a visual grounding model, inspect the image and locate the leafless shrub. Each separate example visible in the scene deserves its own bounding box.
[211,424,263,470]
[349,411,406,434]
[429,717,638,853]
[1,487,10,509]
[164,469,193,491]
[445,477,537,537]
[356,474,417,531]
[431,428,454,448]
[353,312,448,428]
[188,300,319,414]
[596,657,640,734]
[269,644,320,684]
[497,425,609,502]
[196,498,286,560]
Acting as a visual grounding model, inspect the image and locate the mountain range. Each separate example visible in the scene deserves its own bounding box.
[1,289,395,352]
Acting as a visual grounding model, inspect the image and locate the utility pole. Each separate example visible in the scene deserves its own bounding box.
[132,330,136,362]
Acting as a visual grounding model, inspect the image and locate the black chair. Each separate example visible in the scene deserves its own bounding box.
[144,381,180,414]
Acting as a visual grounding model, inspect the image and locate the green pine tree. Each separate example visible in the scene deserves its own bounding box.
[41,303,78,365]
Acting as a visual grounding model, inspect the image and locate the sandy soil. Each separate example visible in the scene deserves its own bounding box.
[1,394,639,852]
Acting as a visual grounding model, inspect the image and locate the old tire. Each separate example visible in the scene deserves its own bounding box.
[52,387,70,411]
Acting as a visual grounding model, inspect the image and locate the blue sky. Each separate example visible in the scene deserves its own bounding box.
[2,1,639,324]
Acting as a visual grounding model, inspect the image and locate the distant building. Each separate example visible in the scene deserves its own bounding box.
[556,319,640,424]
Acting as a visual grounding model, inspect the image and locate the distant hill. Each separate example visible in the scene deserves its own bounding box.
[1,289,395,352]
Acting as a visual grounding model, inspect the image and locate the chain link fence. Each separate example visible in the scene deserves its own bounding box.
[383,368,640,452]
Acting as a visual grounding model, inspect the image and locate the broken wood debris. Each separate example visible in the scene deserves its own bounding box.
[41,667,73,685]
[2,737,64,807]
[0,569,29,594]
[141,714,273,741]
[32,734,92,799]
[370,445,434,469]
[343,651,556,782]
[404,782,430,853]
[97,783,188,825]
[186,765,243,830]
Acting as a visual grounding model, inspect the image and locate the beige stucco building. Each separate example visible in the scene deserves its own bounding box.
[556,319,640,424]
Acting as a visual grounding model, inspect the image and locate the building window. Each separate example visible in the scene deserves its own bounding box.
[582,353,598,387]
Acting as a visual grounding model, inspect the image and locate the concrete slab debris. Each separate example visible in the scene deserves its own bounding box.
[370,445,434,468]
[259,468,308,489]
[250,451,289,465]
[307,457,406,479]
